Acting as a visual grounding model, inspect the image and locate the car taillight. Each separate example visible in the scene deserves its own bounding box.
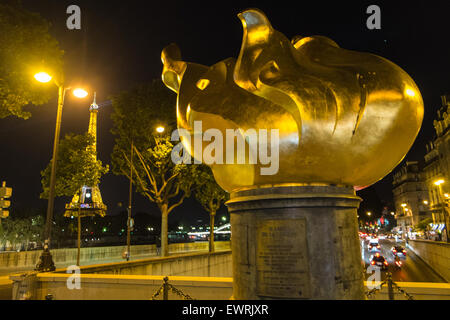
[393,249,397,253]
[371,261,375,265]
[403,250,407,253]
[384,261,388,266]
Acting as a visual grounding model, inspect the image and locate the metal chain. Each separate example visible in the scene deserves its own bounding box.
[168,283,194,300]
[365,280,387,299]
[391,281,415,300]
[365,272,414,300]
[150,284,165,300]
[150,277,195,300]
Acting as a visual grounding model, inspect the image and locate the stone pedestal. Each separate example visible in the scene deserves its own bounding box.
[226,185,365,300]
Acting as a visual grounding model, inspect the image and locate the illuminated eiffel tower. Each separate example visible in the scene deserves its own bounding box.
[64,93,107,218]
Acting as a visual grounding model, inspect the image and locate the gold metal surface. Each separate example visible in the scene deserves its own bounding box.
[161,8,424,192]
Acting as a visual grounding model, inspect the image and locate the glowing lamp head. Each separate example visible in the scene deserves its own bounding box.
[434,179,445,186]
[73,88,88,98]
[401,203,407,207]
[156,126,165,133]
[34,72,52,83]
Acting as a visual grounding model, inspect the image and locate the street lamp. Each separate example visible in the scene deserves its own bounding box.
[34,71,88,271]
[434,179,449,242]
[366,211,371,216]
[34,72,52,83]
[156,126,165,133]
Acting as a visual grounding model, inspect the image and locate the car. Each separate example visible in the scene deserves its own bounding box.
[368,242,381,252]
[370,253,389,270]
[391,246,407,257]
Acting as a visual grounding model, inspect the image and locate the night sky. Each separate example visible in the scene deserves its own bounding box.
[1,1,449,223]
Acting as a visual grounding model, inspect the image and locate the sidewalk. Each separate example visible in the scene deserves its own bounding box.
[0,247,213,276]
[0,252,157,276]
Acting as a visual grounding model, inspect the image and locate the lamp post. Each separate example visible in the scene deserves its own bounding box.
[34,72,88,271]
[434,179,449,242]
[125,139,133,261]
[125,126,165,260]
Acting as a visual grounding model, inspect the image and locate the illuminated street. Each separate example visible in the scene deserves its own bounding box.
[362,238,445,283]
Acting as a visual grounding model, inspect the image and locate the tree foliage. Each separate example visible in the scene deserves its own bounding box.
[110,79,177,161]
[195,165,229,216]
[110,80,200,256]
[129,136,201,212]
[40,132,109,199]
[194,165,229,252]
[0,215,44,250]
[414,217,433,232]
[0,1,64,119]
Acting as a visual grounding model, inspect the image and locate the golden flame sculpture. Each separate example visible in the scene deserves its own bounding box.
[161,8,423,192]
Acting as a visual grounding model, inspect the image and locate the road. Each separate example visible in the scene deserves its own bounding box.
[361,238,446,283]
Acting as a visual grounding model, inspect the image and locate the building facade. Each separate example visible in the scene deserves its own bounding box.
[392,161,430,236]
[422,95,450,241]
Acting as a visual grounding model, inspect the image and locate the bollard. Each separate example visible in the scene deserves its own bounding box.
[163,276,169,300]
[387,273,394,300]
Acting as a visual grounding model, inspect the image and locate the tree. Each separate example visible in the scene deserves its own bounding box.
[414,217,433,232]
[124,135,201,256]
[40,132,109,199]
[111,80,200,257]
[0,215,43,250]
[194,165,229,252]
[40,132,108,263]
[0,1,64,119]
